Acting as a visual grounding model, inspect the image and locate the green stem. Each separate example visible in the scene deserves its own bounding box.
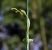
[40,17,48,50]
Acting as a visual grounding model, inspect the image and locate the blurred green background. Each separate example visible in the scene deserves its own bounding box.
[0,0,27,50]
[29,0,52,50]
[29,0,52,39]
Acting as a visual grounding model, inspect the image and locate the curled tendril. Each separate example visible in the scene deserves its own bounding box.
[20,9,26,15]
[11,8,30,30]
[11,8,18,11]
[11,8,20,13]
[11,8,23,15]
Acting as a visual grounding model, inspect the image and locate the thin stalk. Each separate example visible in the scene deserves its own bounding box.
[40,17,48,50]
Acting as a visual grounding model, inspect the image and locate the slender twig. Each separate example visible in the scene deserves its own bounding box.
[40,17,48,50]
